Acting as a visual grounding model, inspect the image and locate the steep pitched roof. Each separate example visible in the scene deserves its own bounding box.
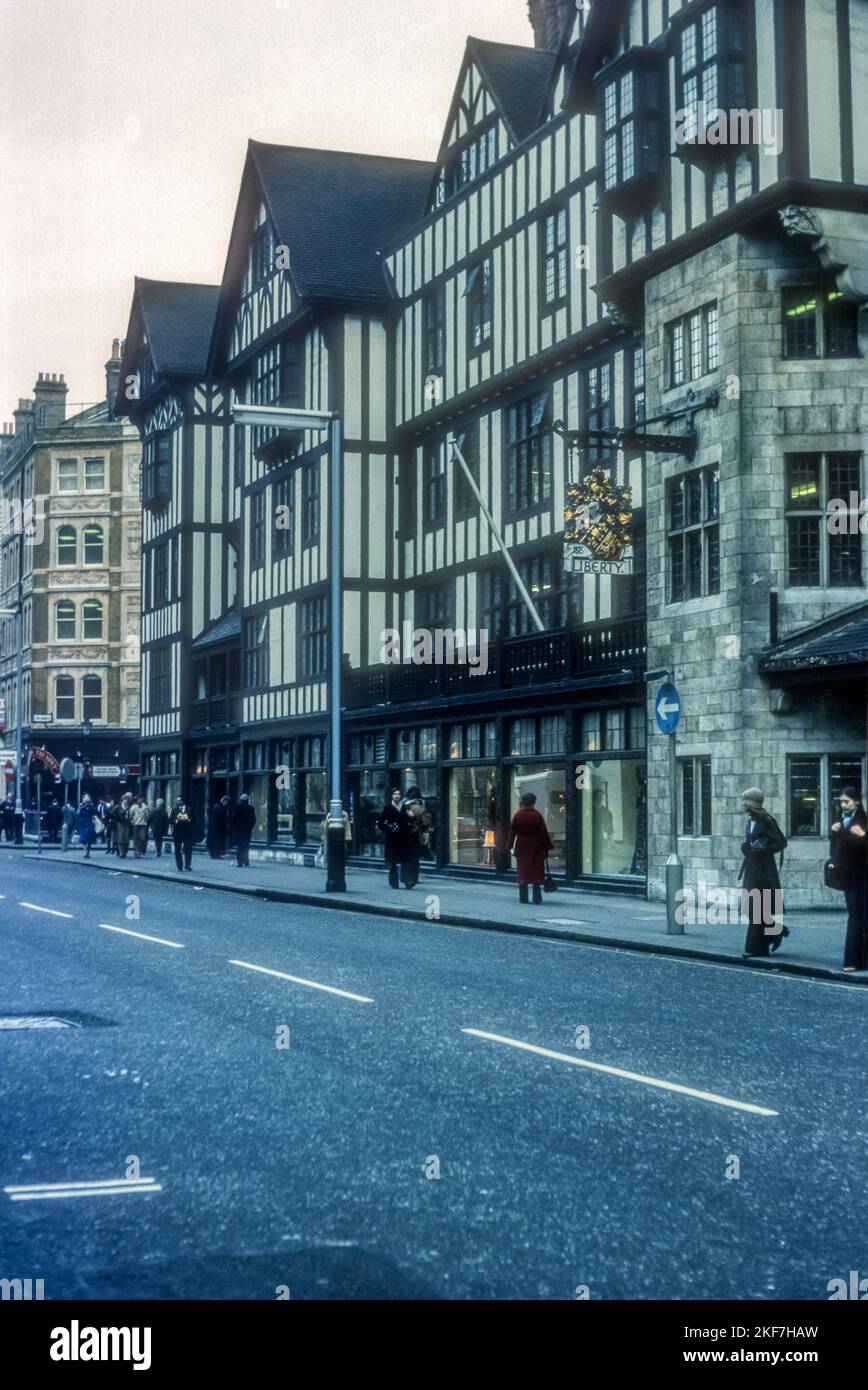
[134,278,220,378]
[760,601,868,672]
[563,0,629,112]
[467,37,558,144]
[247,141,434,302]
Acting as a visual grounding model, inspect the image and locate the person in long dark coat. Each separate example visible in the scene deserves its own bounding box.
[170,798,195,871]
[149,799,169,857]
[44,798,63,843]
[206,796,231,859]
[740,787,788,956]
[231,795,257,867]
[377,788,405,889]
[508,792,553,905]
[829,786,868,971]
[398,788,426,889]
[2,796,15,841]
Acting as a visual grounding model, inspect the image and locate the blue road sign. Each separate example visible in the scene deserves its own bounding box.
[655,682,682,735]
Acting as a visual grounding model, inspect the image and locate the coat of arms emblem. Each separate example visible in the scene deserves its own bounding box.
[564,469,634,574]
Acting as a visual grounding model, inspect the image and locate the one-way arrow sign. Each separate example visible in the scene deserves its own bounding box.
[655,682,682,735]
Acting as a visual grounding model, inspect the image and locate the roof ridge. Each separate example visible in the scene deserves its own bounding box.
[248,139,433,170]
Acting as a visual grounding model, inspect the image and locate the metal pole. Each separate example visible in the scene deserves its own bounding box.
[325,416,347,892]
[448,435,545,633]
[36,773,42,854]
[665,714,684,935]
[14,606,23,841]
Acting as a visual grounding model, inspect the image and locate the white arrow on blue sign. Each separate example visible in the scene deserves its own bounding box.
[655,682,682,735]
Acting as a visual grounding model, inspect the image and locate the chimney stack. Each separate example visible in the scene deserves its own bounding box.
[528,0,574,50]
[32,372,68,430]
[13,397,34,437]
[105,337,124,419]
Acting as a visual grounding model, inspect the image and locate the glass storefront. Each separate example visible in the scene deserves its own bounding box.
[509,763,566,872]
[449,765,497,867]
[581,759,646,876]
[355,768,392,858]
[304,770,327,843]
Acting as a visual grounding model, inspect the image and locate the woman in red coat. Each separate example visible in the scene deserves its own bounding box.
[508,793,553,905]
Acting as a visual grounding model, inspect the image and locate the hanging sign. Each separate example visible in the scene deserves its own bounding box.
[564,468,634,576]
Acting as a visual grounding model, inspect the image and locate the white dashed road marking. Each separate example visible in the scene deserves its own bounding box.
[462,1028,778,1116]
[99,923,185,949]
[5,1177,161,1201]
[230,959,373,1003]
[18,902,73,919]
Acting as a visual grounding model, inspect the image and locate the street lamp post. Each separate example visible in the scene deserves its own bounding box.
[0,604,24,842]
[232,404,346,891]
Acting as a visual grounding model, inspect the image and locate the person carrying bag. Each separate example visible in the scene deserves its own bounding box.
[828,787,868,971]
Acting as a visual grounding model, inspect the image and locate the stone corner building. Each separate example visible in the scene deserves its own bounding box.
[0,345,142,803]
[119,0,866,905]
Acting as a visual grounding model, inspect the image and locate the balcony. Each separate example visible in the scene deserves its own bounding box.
[344,616,645,710]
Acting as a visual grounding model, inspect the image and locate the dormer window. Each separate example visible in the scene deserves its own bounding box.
[435,120,500,206]
[599,55,663,214]
[675,2,746,161]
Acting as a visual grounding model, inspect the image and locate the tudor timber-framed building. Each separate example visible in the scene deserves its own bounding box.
[120,0,868,904]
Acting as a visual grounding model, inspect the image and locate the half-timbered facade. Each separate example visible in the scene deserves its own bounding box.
[119,0,867,903]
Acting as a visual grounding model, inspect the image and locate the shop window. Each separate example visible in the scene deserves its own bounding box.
[786,453,863,588]
[511,764,566,872]
[581,760,645,875]
[449,765,497,867]
[680,756,712,836]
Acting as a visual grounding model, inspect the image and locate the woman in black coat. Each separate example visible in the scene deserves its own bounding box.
[206,797,231,859]
[376,788,405,889]
[231,795,257,868]
[739,787,788,957]
[829,786,868,971]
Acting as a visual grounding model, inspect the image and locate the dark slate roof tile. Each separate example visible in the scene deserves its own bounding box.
[136,278,220,377]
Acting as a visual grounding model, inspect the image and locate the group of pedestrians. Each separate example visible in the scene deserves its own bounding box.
[205,795,257,866]
[737,784,867,971]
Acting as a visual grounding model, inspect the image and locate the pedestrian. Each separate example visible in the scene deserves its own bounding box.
[77,794,97,859]
[231,794,257,867]
[377,787,405,889]
[319,806,352,866]
[149,799,169,857]
[130,795,150,858]
[103,797,117,853]
[508,791,553,905]
[44,797,63,844]
[739,787,788,957]
[829,786,868,972]
[170,797,195,871]
[206,795,231,859]
[397,786,427,889]
[2,795,15,842]
[114,794,133,859]
[61,799,77,851]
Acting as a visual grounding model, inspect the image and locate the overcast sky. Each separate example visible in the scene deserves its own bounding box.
[0,0,534,421]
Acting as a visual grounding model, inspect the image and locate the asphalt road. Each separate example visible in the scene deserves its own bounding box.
[1,850,865,1300]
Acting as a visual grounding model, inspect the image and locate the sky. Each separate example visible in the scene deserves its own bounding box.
[0,0,534,422]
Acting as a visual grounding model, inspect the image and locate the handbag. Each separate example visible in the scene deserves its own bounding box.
[824,859,847,892]
[543,859,557,893]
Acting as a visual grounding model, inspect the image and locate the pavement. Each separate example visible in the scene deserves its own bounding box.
[10,838,865,984]
[0,851,865,1299]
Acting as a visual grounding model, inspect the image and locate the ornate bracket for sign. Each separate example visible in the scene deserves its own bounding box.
[554,387,720,466]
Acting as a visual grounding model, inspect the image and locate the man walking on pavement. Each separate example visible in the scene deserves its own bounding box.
[61,799,77,851]
[149,799,169,858]
[170,797,195,871]
[231,794,257,867]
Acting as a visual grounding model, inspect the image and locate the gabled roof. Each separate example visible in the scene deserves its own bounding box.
[248,142,433,302]
[467,37,558,144]
[134,278,220,378]
[760,601,868,672]
[563,0,628,112]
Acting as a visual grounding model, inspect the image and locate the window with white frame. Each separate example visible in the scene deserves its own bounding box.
[82,674,102,722]
[57,458,78,493]
[55,674,75,721]
[84,457,106,491]
[55,600,76,640]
